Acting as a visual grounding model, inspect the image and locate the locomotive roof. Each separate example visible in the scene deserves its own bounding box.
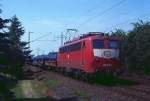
[61,32,120,47]
[64,32,103,44]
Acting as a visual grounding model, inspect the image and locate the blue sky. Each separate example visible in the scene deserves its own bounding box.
[1,0,150,55]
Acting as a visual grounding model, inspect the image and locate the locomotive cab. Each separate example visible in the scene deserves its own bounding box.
[92,38,121,72]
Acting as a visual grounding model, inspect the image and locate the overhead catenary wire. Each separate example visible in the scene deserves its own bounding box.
[60,0,127,40]
[64,0,106,29]
[59,0,106,41]
[33,40,57,42]
[60,0,108,42]
[30,32,52,43]
[103,13,150,32]
[75,0,127,29]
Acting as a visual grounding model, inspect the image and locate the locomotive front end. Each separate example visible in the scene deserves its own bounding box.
[92,39,121,72]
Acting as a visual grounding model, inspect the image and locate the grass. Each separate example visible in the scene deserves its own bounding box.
[27,80,45,98]
[12,80,47,98]
[87,73,139,86]
[0,73,18,100]
[12,83,24,98]
[43,78,62,89]
[75,91,90,101]
[12,78,63,99]
[0,57,10,65]
[144,67,150,75]
[66,72,139,86]
[76,91,89,98]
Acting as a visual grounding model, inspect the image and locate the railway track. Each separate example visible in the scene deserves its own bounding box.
[108,87,150,101]
[28,65,150,101]
[128,85,150,93]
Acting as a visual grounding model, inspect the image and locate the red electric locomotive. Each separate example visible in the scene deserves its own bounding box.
[57,32,121,74]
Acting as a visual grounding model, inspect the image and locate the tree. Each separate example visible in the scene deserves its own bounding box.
[127,20,150,73]
[0,6,30,100]
[0,10,10,69]
[0,8,14,101]
[7,15,30,78]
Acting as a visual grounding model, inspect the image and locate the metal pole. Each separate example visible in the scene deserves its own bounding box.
[66,29,78,41]
[28,32,33,49]
[28,32,30,48]
[37,48,40,56]
[61,32,63,46]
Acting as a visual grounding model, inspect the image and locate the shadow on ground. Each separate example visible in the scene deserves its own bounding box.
[19,70,35,80]
[0,68,37,100]
[0,75,17,100]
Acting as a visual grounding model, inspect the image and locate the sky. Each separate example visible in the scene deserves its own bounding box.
[1,0,150,55]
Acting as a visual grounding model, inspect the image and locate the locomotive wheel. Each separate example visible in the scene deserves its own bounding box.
[49,66,53,70]
[56,68,60,72]
[51,66,55,71]
[56,67,60,73]
[86,74,90,81]
[61,68,66,74]
[80,72,85,81]
[64,70,69,76]
[86,73,91,82]
[81,72,89,81]
[57,67,62,73]
[74,70,80,79]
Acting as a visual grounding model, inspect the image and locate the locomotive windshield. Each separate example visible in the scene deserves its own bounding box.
[109,40,119,48]
[93,40,104,48]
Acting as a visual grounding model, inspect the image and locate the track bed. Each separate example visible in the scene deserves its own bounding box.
[28,65,150,101]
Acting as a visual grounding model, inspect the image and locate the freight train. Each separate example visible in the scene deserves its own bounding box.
[32,32,121,75]
[32,52,57,68]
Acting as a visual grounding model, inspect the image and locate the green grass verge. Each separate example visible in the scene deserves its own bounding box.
[12,83,24,98]
[12,80,47,98]
[144,67,150,75]
[43,78,62,89]
[76,91,89,98]
[87,74,139,86]
[26,80,43,98]
[75,91,90,101]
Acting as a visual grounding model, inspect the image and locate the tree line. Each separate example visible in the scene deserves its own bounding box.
[0,10,31,100]
[109,20,150,75]
[0,15,30,77]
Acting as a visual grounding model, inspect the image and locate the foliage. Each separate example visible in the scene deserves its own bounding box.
[8,15,26,66]
[0,8,13,100]
[87,73,138,86]
[3,15,31,78]
[13,80,45,98]
[76,91,89,99]
[109,20,150,74]
[0,7,31,100]
[127,20,150,73]
[43,78,62,89]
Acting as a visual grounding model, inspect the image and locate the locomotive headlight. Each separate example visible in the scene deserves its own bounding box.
[103,51,111,57]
